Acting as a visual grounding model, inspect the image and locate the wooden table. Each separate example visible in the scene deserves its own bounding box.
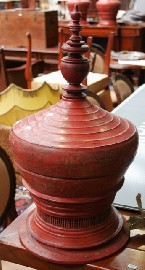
[0,203,145,270]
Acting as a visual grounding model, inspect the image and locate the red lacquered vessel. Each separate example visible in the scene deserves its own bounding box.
[67,0,91,22]
[96,0,121,27]
[10,5,138,264]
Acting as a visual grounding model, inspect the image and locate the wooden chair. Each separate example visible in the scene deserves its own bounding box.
[90,31,114,76]
[110,73,134,106]
[80,31,114,111]
[0,146,17,229]
[0,48,8,92]
[0,33,44,92]
[89,32,114,111]
[25,32,32,89]
[86,90,105,108]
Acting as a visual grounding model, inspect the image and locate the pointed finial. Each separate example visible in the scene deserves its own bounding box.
[60,5,90,97]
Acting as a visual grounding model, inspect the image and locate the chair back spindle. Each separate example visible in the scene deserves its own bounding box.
[0,48,9,92]
[25,32,32,89]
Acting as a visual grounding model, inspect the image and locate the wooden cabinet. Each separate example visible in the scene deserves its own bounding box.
[119,25,145,52]
[0,9,58,49]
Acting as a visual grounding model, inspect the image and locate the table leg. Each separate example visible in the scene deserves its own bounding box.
[138,69,145,85]
[0,261,2,270]
[5,3,14,9]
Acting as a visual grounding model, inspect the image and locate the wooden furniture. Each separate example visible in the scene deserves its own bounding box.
[1,46,59,77]
[0,203,145,269]
[0,9,58,49]
[91,31,114,76]
[6,58,44,89]
[24,32,33,89]
[118,24,145,52]
[3,46,59,64]
[0,46,44,92]
[86,90,106,108]
[0,32,46,92]
[0,49,8,92]
[110,73,134,106]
